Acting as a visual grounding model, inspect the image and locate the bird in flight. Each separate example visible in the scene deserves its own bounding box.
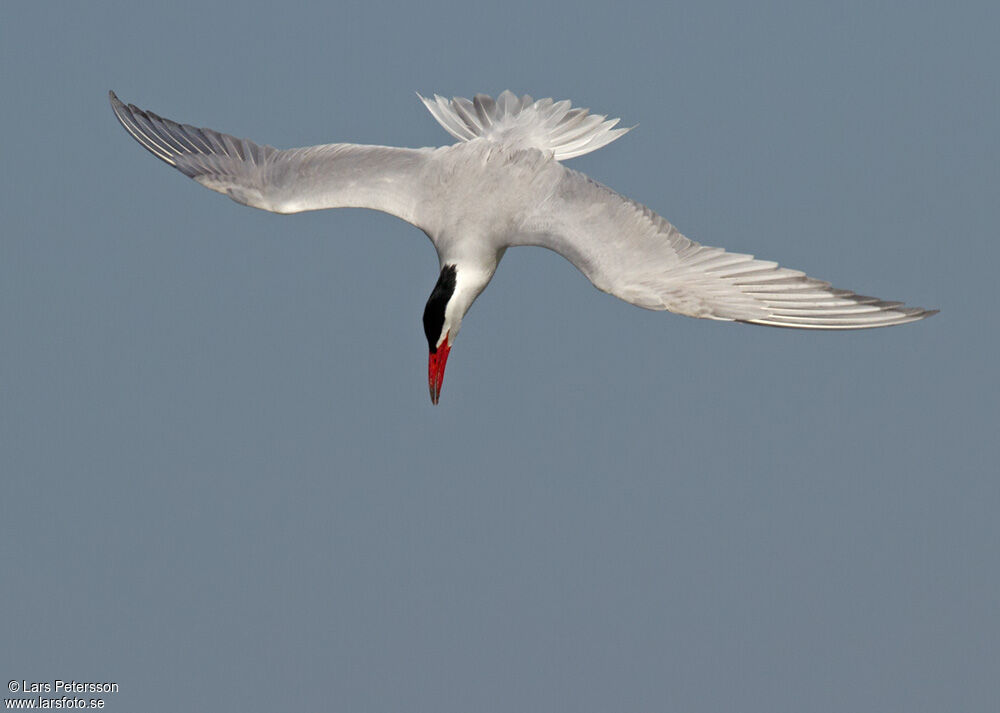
[109,90,936,403]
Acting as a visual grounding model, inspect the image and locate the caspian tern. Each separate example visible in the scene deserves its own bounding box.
[109,90,936,404]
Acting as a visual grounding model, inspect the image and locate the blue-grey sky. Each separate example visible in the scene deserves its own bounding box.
[2,2,997,712]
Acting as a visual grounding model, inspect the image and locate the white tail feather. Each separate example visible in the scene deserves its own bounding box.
[419,90,631,160]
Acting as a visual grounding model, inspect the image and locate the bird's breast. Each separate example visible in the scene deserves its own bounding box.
[418,142,563,248]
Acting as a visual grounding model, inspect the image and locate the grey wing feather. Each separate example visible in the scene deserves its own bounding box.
[521,168,937,329]
[109,91,430,225]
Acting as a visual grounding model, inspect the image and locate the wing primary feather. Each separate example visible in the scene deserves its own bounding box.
[110,95,177,165]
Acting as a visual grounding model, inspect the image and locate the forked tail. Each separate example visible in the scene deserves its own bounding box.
[419,90,631,160]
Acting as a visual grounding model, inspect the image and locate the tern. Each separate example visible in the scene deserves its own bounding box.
[109,90,936,403]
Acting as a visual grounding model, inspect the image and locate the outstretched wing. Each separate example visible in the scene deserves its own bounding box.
[110,91,431,225]
[520,168,936,328]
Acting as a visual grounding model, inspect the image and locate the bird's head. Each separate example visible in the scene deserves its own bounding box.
[422,262,492,404]
[423,264,458,404]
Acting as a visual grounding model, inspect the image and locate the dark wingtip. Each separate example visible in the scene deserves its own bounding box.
[108,90,126,114]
